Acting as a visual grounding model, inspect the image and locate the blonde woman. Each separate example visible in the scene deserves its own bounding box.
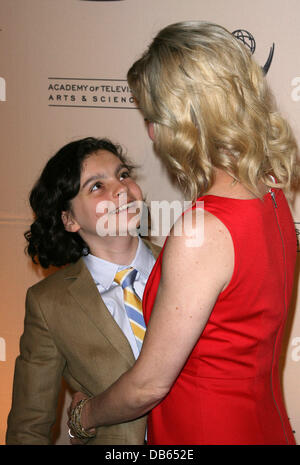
[68,22,298,445]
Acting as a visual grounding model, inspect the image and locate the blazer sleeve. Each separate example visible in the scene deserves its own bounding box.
[6,287,66,445]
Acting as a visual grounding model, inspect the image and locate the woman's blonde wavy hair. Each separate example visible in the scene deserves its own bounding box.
[127,21,299,201]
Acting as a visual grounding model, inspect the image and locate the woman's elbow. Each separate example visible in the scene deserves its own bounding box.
[137,383,170,411]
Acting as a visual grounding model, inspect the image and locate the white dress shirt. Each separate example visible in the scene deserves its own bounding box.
[83,237,156,360]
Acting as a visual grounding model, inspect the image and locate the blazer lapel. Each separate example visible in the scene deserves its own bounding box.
[64,259,136,367]
[63,241,161,368]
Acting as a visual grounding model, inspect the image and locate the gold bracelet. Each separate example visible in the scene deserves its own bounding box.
[69,398,96,441]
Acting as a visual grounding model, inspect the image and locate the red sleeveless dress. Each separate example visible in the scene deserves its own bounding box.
[143,189,297,445]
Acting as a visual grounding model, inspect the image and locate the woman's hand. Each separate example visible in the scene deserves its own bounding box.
[67,391,95,445]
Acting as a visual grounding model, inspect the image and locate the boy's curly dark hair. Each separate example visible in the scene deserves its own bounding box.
[25,137,130,268]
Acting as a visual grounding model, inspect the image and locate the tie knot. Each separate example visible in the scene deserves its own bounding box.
[114,267,138,288]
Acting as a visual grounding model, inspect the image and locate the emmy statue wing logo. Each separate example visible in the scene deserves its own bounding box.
[232,29,275,75]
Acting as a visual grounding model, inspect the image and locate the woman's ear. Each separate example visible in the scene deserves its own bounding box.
[146,121,155,141]
[61,211,80,233]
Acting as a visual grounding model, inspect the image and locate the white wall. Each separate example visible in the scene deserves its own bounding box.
[0,0,299,444]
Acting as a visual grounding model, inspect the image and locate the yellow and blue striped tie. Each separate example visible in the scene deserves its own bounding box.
[114,267,146,352]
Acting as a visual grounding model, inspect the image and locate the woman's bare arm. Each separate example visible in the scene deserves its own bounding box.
[71,209,234,430]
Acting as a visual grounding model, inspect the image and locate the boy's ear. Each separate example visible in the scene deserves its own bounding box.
[61,211,80,233]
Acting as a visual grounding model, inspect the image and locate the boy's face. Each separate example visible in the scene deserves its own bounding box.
[62,150,143,244]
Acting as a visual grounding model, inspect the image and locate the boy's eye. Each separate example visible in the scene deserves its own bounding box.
[120,170,131,180]
[90,182,102,192]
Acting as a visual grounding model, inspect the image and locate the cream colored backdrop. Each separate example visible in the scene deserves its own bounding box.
[0,0,299,445]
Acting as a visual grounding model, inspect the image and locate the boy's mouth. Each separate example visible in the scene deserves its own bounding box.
[110,200,139,215]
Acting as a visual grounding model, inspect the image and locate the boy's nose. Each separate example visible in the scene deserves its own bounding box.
[112,180,128,199]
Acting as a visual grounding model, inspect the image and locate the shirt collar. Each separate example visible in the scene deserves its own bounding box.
[83,237,154,290]
[131,236,154,281]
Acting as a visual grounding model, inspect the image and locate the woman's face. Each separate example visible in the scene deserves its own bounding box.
[62,150,143,243]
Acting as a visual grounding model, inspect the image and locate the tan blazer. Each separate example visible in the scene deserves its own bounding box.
[6,240,161,445]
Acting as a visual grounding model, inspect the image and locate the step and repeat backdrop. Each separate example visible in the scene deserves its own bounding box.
[0,0,300,445]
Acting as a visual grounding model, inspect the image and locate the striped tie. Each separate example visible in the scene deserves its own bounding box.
[114,267,146,352]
